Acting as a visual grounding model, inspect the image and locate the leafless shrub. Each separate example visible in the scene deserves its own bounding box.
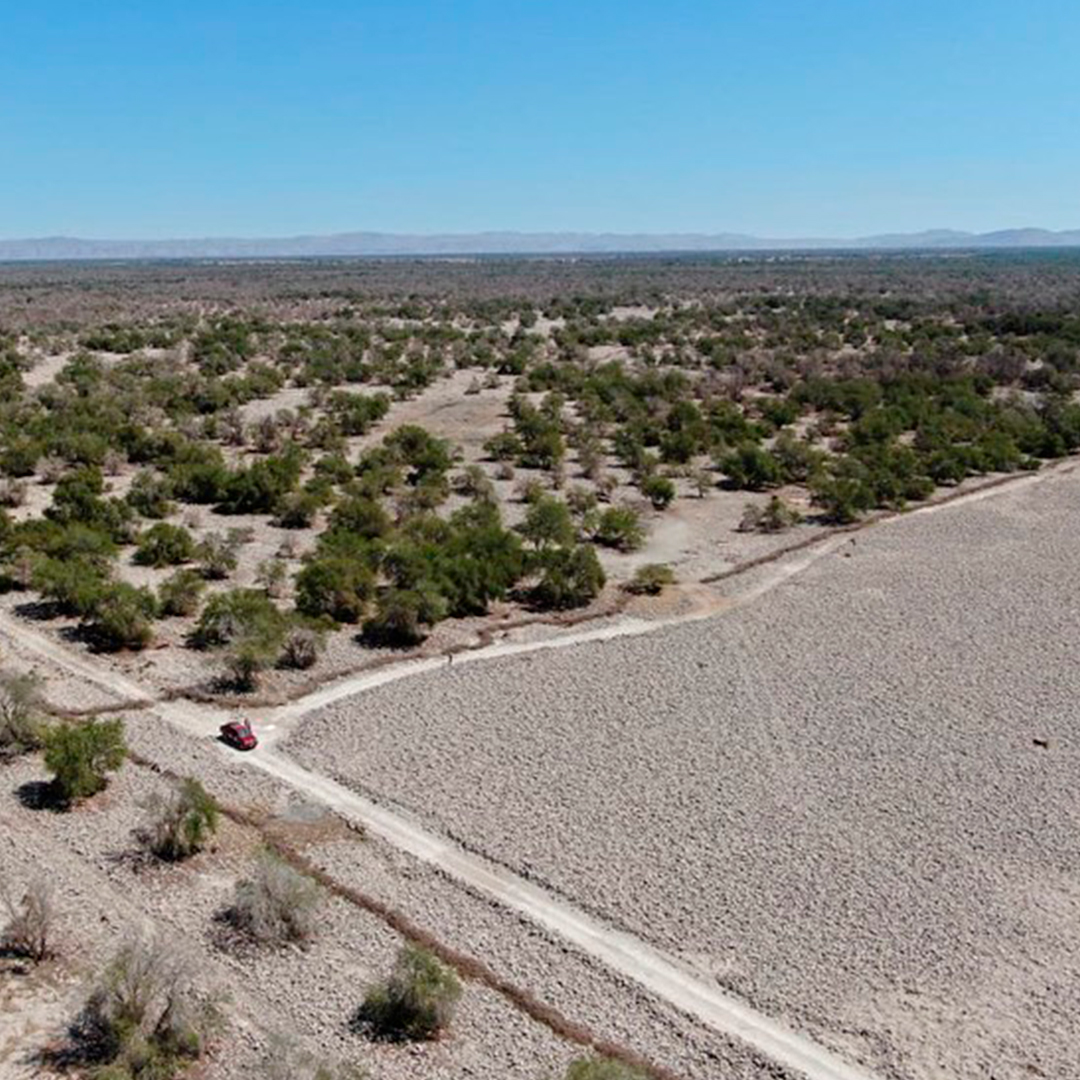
[256,558,289,598]
[594,473,618,502]
[39,455,66,484]
[2,877,54,962]
[228,849,322,945]
[277,533,301,560]
[0,478,27,507]
[279,626,323,670]
[69,934,218,1074]
[252,415,281,453]
[0,670,45,758]
[260,1034,368,1080]
[102,449,125,476]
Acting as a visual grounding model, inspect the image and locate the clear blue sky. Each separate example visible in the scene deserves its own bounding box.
[2,1,1077,239]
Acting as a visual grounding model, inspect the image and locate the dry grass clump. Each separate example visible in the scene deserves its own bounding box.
[228,849,322,945]
[1,877,54,962]
[0,670,45,758]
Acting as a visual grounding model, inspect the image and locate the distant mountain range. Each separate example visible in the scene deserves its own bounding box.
[3,228,1080,261]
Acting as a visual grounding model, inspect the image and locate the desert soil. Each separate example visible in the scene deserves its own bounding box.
[285,465,1080,1080]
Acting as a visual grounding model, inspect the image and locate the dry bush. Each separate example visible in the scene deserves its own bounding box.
[140,777,220,862]
[260,1034,367,1080]
[229,849,322,945]
[1,877,54,962]
[279,626,323,670]
[0,478,27,507]
[71,934,217,1077]
[38,455,66,484]
[0,670,45,758]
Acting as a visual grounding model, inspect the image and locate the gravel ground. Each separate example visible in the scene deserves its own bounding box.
[3,703,796,1080]
[0,747,579,1080]
[286,467,1080,1080]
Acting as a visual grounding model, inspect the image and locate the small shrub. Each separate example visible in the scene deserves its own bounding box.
[279,625,324,670]
[195,532,239,580]
[1,877,54,962]
[74,934,216,1079]
[141,777,220,862]
[739,495,802,534]
[0,671,45,759]
[593,507,644,552]
[564,1056,649,1080]
[229,849,322,945]
[640,474,676,509]
[157,569,205,617]
[256,558,289,599]
[358,945,462,1042]
[43,718,127,805]
[260,1036,367,1080]
[624,563,675,595]
[133,523,194,568]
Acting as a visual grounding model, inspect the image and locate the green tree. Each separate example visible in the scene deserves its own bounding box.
[520,495,575,549]
[532,545,605,610]
[719,444,783,491]
[363,587,447,647]
[294,557,376,623]
[89,583,158,651]
[43,718,127,804]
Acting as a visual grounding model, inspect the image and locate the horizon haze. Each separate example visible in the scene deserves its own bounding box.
[4,226,1080,262]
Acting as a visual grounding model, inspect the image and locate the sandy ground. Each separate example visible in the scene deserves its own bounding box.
[285,466,1080,1080]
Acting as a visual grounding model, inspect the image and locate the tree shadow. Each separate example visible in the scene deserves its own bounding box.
[14,780,66,812]
[33,996,119,1074]
[13,599,65,622]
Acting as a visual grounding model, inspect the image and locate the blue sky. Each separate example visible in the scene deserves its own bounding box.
[1,1,1077,238]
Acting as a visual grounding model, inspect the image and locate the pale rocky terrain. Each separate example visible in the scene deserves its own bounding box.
[287,466,1080,1080]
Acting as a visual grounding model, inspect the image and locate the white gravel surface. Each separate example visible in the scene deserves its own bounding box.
[285,467,1080,1080]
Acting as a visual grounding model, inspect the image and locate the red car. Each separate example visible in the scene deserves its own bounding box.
[219,719,258,751]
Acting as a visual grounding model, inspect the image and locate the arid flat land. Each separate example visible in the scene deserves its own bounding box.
[287,464,1080,1080]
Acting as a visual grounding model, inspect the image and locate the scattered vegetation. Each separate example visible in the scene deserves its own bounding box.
[562,1056,649,1080]
[65,934,217,1080]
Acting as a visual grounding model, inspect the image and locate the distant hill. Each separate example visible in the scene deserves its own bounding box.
[3,227,1080,261]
